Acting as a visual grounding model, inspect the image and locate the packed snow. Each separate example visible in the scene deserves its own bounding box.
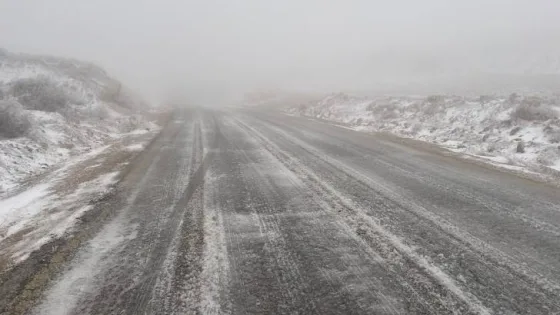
[289,93,560,176]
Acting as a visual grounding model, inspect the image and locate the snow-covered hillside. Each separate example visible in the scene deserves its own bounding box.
[290,93,560,176]
[0,48,156,193]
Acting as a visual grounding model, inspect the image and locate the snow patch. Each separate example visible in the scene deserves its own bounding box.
[125,143,145,151]
[0,184,52,236]
[2,169,121,263]
[33,214,138,315]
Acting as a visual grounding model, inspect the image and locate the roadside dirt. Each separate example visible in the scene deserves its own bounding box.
[0,112,174,315]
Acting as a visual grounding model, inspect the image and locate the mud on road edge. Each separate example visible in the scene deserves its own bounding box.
[0,110,177,315]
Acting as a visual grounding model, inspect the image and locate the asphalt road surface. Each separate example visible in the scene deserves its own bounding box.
[23,109,560,314]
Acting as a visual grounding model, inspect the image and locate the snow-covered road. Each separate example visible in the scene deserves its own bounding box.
[2,108,560,314]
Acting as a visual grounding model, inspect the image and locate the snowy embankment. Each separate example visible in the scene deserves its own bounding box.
[289,93,560,176]
[0,48,156,194]
[0,49,161,264]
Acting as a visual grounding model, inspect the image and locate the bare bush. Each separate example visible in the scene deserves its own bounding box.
[60,82,86,106]
[508,93,519,104]
[0,101,32,138]
[9,76,71,112]
[537,147,560,166]
[419,95,449,116]
[521,96,542,107]
[479,95,494,104]
[116,115,143,132]
[411,123,423,134]
[426,95,444,104]
[423,102,443,116]
[510,126,521,135]
[89,104,110,121]
[511,103,557,121]
[368,102,399,120]
[548,131,560,143]
[365,102,376,112]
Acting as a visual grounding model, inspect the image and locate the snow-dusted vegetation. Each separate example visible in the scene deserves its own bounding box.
[290,93,560,175]
[0,48,155,193]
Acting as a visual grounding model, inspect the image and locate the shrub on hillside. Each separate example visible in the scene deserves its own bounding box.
[537,146,560,166]
[0,100,32,138]
[423,100,444,115]
[367,101,399,120]
[511,98,557,121]
[479,95,494,104]
[426,95,445,104]
[549,132,560,144]
[298,103,308,113]
[89,104,111,121]
[508,93,519,104]
[9,76,71,112]
[520,96,543,107]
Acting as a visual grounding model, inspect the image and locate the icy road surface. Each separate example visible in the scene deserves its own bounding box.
[9,109,560,314]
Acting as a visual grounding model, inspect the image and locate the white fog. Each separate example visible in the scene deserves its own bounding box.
[2,0,560,103]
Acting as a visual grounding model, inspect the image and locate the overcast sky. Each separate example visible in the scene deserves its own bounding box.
[2,0,560,103]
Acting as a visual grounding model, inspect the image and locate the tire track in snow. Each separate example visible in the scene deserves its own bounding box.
[224,116,405,314]
[209,115,320,314]
[254,115,560,312]
[234,116,492,315]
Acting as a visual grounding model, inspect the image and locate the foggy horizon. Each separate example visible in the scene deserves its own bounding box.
[2,0,560,104]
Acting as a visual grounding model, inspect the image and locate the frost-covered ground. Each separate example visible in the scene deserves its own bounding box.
[0,48,162,267]
[289,93,560,177]
[0,48,155,194]
[0,133,153,267]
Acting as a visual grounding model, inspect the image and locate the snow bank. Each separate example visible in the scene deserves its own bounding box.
[290,93,560,175]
